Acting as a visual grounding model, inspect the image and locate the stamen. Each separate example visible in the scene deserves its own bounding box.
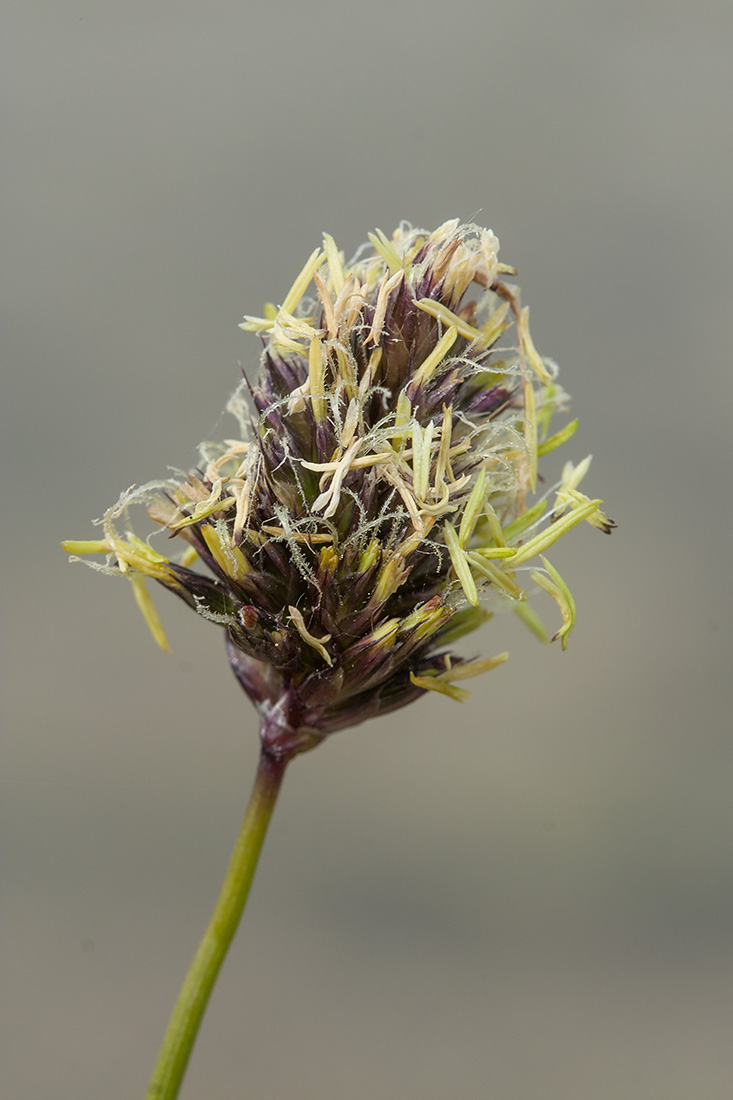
[479,301,511,347]
[411,420,435,502]
[510,498,601,565]
[130,573,170,652]
[366,269,404,346]
[467,551,524,599]
[409,672,472,703]
[414,298,482,342]
[311,439,361,518]
[458,468,488,547]
[281,247,324,316]
[537,418,578,457]
[443,522,479,606]
[308,336,327,423]
[201,521,250,582]
[322,232,345,294]
[530,557,576,649]
[412,324,458,385]
[288,605,332,665]
[314,270,337,339]
[367,229,403,276]
[517,306,552,385]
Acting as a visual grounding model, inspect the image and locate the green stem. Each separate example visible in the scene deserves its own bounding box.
[145,749,288,1100]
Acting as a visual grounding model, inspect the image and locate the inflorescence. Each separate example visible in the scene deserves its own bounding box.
[64,220,613,757]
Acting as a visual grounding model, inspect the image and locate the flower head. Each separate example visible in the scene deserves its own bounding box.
[64,220,612,758]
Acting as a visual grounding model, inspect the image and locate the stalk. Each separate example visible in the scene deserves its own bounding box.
[145,749,288,1100]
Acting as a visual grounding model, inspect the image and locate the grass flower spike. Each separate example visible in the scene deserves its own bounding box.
[63,220,612,1099]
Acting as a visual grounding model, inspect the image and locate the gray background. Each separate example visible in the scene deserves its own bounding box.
[3,2,732,1098]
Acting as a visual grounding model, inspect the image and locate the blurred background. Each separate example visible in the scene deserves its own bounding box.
[3,2,732,1097]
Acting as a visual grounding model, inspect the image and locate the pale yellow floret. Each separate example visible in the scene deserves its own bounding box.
[311,438,361,518]
[322,232,345,295]
[559,455,593,493]
[393,392,413,441]
[458,468,488,548]
[61,539,110,555]
[178,476,212,504]
[83,527,174,648]
[332,342,358,400]
[232,452,261,542]
[106,536,174,585]
[287,378,311,416]
[409,647,508,702]
[239,301,279,333]
[367,229,404,276]
[373,556,406,605]
[373,524,434,604]
[537,418,578,457]
[319,545,339,574]
[365,618,401,647]
[69,511,171,650]
[398,601,448,642]
[420,471,470,515]
[478,501,507,547]
[414,298,482,342]
[272,311,319,353]
[344,285,367,331]
[443,522,479,606]
[271,329,311,355]
[200,521,250,582]
[434,405,453,488]
[130,573,170,652]
[473,546,518,559]
[467,552,524,600]
[204,440,249,484]
[431,233,462,283]
[359,538,381,573]
[261,525,333,544]
[288,605,333,665]
[555,487,614,532]
[517,306,552,385]
[409,672,472,703]
[428,218,460,256]
[239,315,274,333]
[437,652,510,681]
[366,269,404,346]
[501,499,547,542]
[412,324,458,385]
[302,450,395,474]
[442,243,478,300]
[380,463,424,532]
[168,495,237,530]
[308,336,327,422]
[509,498,601,565]
[313,270,336,338]
[281,247,324,316]
[530,556,576,649]
[340,398,360,450]
[411,420,435,502]
[123,532,169,563]
[360,347,383,398]
[308,432,468,481]
[479,301,511,347]
[331,275,364,333]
